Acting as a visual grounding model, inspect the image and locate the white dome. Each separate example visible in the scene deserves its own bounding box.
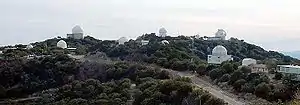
[72,25,84,34]
[57,40,67,49]
[118,37,128,45]
[215,29,226,37]
[161,40,169,45]
[159,28,167,37]
[159,28,167,33]
[242,58,257,66]
[26,44,33,49]
[212,45,227,56]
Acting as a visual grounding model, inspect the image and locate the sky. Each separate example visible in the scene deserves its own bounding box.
[1,0,300,52]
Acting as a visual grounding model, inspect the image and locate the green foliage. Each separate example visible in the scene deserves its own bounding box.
[255,82,271,99]
[218,74,231,83]
[233,79,247,91]
[274,72,283,80]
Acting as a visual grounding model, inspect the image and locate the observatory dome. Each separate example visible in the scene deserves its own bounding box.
[26,44,33,49]
[242,58,257,66]
[159,28,167,33]
[215,29,226,37]
[118,37,128,45]
[72,25,84,34]
[57,40,67,49]
[212,45,227,56]
[161,40,169,45]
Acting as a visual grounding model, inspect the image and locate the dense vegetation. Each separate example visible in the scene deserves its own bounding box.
[1,34,300,104]
[202,62,295,103]
[0,54,225,105]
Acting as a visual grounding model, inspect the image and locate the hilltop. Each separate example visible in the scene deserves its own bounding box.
[1,34,299,65]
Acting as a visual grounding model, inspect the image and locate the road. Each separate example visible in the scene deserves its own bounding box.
[166,69,247,105]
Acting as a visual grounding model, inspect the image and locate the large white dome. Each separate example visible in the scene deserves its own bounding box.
[242,58,257,66]
[118,37,128,45]
[72,25,84,34]
[212,45,227,56]
[57,40,67,49]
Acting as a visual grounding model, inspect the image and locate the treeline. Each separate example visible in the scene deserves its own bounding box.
[0,54,226,105]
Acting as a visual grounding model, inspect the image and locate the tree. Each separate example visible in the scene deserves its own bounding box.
[233,79,246,91]
[229,71,244,85]
[209,69,222,80]
[255,82,270,98]
[274,72,283,80]
[240,66,252,74]
[196,64,207,75]
[218,74,230,83]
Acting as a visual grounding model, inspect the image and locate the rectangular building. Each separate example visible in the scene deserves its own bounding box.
[277,65,300,81]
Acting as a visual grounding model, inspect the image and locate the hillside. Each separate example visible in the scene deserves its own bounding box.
[1,34,299,65]
[1,34,300,104]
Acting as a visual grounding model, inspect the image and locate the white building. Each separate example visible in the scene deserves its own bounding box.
[141,40,149,45]
[57,40,68,49]
[207,45,233,64]
[67,25,84,39]
[242,58,257,66]
[159,28,167,37]
[26,44,34,49]
[206,29,227,41]
[161,40,169,45]
[250,64,268,73]
[277,65,300,81]
[118,37,129,45]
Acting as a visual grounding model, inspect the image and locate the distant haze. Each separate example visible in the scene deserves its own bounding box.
[1,0,300,52]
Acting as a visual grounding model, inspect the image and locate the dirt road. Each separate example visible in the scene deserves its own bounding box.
[166,69,248,105]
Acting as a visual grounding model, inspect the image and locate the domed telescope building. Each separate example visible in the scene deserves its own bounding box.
[67,25,84,39]
[118,37,129,45]
[159,28,167,37]
[206,29,227,41]
[207,45,233,64]
[57,40,68,49]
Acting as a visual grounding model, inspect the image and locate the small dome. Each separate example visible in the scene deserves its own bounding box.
[212,45,227,56]
[57,40,67,49]
[118,37,128,45]
[26,44,33,49]
[72,25,84,34]
[161,40,169,45]
[242,58,257,66]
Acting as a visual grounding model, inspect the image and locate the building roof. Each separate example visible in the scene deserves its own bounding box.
[72,25,84,34]
[159,28,167,33]
[215,29,226,37]
[57,40,67,49]
[118,37,128,44]
[251,64,267,68]
[212,45,227,56]
[278,65,300,69]
[161,40,169,45]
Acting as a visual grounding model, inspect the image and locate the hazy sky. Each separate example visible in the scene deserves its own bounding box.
[1,0,300,52]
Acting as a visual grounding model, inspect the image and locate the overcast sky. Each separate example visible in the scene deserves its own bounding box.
[1,0,300,52]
